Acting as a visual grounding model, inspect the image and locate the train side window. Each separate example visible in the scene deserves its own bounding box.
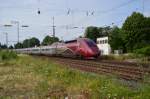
[86,40,97,47]
[97,41,99,44]
[33,49,38,51]
[46,49,50,51]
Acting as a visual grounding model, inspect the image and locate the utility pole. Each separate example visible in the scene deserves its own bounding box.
[142,0,145,14]
[52,17,56,37]
[11,21,20,43]
[3,32,8,47]
[28,37,30,48]
[17,22,20,43]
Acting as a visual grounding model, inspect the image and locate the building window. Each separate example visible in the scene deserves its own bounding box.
[103,40,104,44]
[97,39,108,44]
[105,40,108,44]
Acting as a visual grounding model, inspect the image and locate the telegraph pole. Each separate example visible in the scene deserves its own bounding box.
[11,21,20,43]
[17,22,20,43]
[52,17,56,37]
[3,32,8,47]
[142,0,145,14]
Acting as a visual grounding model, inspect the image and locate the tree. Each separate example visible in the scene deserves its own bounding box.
[98,27,104,37]
[84,26,99,42]
[9,45,14,49]
[23,39,30,48]
[14,43,23,49]
[99,26,112,37]
[1,44,7,49]
[109,27,125,51]
[143,17,150,44]
[84,26,112,42]
[30,37,40,47]
[42,36,59,45]
[22,37,40,48]
[122,12,150,52]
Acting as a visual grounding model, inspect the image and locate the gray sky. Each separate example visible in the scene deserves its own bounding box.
[0,0,150,45]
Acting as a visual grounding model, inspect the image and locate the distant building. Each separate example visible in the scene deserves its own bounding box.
[114,49,123,55]
[97,37,111,55]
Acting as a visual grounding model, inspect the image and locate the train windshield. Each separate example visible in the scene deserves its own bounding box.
[86,40,97,47]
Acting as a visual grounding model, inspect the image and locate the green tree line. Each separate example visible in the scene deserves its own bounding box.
[0,36,59,49]
[1,12,149,56]
[14,36,59,49]
[84,12,150,55]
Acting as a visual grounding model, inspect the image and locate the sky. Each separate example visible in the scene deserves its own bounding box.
[0,0,150,46]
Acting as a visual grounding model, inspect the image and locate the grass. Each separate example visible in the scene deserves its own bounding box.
[100,54,150,65]
[0,50,17,61]
[0,55,150,98]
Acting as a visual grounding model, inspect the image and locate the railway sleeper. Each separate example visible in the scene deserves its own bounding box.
[53,59,144,81]
[60,60,143,74]
[58,61,143,77]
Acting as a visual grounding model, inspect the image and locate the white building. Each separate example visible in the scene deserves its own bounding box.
[97,37,111,55]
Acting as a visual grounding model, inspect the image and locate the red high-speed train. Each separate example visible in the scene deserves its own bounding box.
[15,38,100,59]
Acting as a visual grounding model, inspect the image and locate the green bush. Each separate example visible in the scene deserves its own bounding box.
[99,53,145,61]
[0,50,18,60]
[99,55,115,60]
[134,46,150,56]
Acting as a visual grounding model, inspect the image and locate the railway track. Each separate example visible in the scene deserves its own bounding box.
[50,57,150,81]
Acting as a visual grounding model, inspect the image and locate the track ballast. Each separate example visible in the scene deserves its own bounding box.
[49,57,150,81]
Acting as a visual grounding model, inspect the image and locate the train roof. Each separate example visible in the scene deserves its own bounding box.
[64,38,89,43]
[65,40,77,43]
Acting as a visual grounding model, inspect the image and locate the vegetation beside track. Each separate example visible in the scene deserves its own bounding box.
[99,53,150,64]
[0,50,18,61]
[0,55,150,98]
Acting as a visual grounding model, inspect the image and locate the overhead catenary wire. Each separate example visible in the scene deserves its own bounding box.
[0,0,139,29]
[142,0,145,14]
[0,0,145,43]
[37,0,41,14]
[0,0,137,16]
[66,0,137,28]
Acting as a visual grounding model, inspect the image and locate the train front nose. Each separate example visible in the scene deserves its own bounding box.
[87,47,100,57]
[91,47,100,56]
[83,39,100,58]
